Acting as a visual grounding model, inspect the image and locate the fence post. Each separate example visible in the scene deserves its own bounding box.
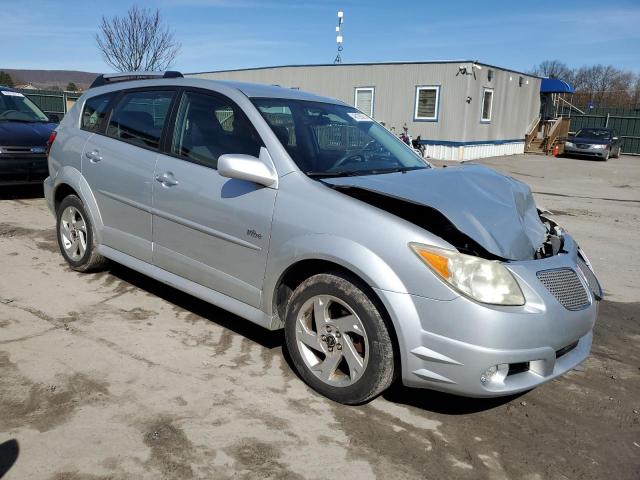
[605,113,609,128]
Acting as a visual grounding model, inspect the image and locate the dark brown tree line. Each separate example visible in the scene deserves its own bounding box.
[530,60,640,109]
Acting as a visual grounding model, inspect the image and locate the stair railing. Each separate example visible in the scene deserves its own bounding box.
[544,117,570,153]
[525,116,541,151]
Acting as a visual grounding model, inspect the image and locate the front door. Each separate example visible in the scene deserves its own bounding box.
[82,88,175,262]
[152,90,277,307]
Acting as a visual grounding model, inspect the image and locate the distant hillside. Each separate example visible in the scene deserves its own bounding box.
[0,69,99,90]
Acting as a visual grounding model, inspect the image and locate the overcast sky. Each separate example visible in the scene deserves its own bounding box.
[2,0,639,74]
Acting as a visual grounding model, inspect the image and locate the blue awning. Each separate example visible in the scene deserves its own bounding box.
[540,78,575,94]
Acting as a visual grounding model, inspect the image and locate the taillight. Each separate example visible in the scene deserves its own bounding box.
[46,131,57,156]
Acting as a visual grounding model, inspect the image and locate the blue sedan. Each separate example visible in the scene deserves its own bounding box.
[564,128,622,161]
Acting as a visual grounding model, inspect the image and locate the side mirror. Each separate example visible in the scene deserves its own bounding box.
[218,147,278,188]
[47,113,61,123]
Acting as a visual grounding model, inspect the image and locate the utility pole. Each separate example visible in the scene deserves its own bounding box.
[334,10,344,64]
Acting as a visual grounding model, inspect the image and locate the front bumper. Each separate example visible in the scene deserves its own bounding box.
[0,155,48,185]
[377,235,600,397]
[564,145,608,158]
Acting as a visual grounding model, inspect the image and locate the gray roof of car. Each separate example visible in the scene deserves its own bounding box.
[87,77,347,106]
[207,79,344,103]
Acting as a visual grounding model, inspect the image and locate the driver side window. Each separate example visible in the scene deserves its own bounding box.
[171,91,263,170]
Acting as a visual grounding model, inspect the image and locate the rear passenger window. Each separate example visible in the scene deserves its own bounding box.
[106,90,175,150]
[81,93,114,132]
[171,91,263,169]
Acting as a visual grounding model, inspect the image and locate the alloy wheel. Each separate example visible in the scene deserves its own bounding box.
[295,294,369,387]
[59,206,88,261]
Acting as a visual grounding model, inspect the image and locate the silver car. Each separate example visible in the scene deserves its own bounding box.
[44,72,601,404]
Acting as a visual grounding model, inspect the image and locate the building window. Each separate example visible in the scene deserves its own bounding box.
[481,88,493,123]
[354,87,374,117]
[414,86,440,121]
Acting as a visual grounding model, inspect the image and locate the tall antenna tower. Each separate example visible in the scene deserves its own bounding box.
[334,10,344,64]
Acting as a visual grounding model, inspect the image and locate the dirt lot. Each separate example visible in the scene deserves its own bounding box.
[1,154,639,480]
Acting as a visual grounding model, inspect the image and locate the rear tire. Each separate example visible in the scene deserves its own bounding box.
[56,195,107,272]
[284,272,396,404]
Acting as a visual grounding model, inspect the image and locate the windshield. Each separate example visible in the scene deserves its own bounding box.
[252,98,429,177]
[575,128,611,139]
[0,90,49,122]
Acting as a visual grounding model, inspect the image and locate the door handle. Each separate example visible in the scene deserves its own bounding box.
[85,150,102,163]
[155,172,179,187]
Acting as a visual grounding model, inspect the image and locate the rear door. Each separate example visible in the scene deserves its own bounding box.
[152,89,277,307]
[81,88,176,262]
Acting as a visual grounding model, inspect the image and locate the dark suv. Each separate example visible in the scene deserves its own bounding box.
[0,86,58,185]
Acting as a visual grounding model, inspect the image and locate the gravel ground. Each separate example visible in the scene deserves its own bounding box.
[0,153,638,480]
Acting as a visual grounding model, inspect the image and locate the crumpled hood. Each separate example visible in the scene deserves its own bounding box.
[0,121,56,147]
[324,164,547,260]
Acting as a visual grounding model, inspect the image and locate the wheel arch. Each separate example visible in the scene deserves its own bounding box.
[273,258,403,377]
[267,237,408,375]
[50,166,103,243]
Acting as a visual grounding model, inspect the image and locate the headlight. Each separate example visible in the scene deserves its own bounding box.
[565,142,575,148]
[409,243,525,305]
[591,144,606,149]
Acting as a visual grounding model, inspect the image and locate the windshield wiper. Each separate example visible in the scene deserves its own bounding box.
[352,166,428,175]
[305,170,365,178]
[306,166,428,179]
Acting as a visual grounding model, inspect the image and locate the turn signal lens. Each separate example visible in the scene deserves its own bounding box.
[409,243,525,306]
[415,249,450,279]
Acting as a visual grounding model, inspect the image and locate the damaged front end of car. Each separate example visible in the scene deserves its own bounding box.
[318,164,602,396]
[322,164,602,305]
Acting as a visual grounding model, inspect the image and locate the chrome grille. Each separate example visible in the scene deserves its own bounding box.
[536,268,589,310]
[576,258,603,300]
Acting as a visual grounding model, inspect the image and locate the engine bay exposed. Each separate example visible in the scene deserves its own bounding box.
[330,185,565,261]
[535,213,566,259]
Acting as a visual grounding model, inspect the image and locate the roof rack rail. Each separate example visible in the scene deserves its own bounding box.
[90,71,183,89]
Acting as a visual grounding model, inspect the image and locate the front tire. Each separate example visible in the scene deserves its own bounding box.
[284,272,396,404]
[612,146,621,158]
[56,195,107,272]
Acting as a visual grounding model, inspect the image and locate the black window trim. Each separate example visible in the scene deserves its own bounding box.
[160,86,266,171]
[94,86,181,155]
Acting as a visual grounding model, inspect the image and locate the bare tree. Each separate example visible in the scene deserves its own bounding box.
[529,60,572,81]
[96,6,180,72]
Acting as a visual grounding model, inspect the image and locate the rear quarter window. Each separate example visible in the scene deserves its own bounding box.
[81,93,114,132]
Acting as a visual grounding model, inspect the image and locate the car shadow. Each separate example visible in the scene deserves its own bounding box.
[106,262,282,350]
[105,263,527,414]
[0,184,44,200]
[0,439,19,479]
[382,382,527,414]
[561,154,607,162]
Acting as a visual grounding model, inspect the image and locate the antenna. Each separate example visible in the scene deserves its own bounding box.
[334,10,344,64]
